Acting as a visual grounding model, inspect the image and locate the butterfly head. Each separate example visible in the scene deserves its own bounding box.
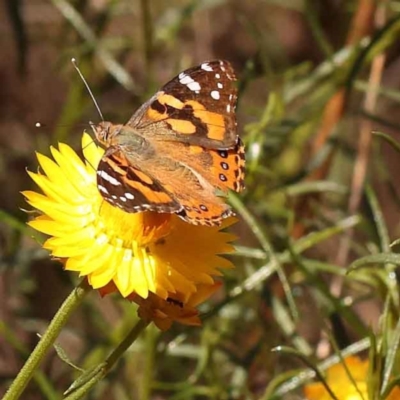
[91,121,123,147]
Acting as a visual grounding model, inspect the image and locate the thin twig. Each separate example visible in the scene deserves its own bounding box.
[292,0,377,240]
[333,1,388,296]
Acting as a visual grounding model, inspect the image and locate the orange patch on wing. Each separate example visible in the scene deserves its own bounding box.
[152,191,175,203]
[146,107,166,121]
[162,184,175,195]
[191,107,226,141]
[193,110,224,127]
[130,168,154,185]
[189,146,204,155]
[210,142,245,192]
[167,119,196,134]
[124,178,173,203]
[158,93,185,109]
[185,100,205,111]
[106,154,156,187]
[206,125,225,141]
[106,155,129,174]
[181,199,231,226]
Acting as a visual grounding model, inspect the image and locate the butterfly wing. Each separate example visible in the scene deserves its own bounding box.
[98,144,233,226]
[97,149,181,214]
[94,60,245,226]
[209,137,246,193]
[127,60,238,149]
[173,140,245,225]
[134,139,245,226]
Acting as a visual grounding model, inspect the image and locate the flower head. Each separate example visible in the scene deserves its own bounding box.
[303,355,400,400]
[131,282,222,330]
[23,133,236,304]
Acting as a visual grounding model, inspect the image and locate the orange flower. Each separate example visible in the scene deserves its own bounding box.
[130,282,222,330]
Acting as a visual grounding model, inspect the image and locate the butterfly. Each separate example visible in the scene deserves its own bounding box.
[91,60,245,226]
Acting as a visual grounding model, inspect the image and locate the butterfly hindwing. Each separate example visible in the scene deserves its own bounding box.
[210,138,246,193]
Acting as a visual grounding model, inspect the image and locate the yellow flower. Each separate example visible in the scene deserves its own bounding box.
[304,356,400,400]
[23,133,236,301]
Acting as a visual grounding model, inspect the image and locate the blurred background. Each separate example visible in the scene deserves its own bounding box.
[2,0,400,399]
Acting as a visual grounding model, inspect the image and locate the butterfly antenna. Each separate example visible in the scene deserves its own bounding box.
[71,58,104,121]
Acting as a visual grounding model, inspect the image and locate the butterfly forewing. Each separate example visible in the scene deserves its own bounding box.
[97,150,181,214]
[128,60,238,149]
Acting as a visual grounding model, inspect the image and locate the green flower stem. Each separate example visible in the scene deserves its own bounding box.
[140,324,159,400]
[64,319,150,400]
[4,279,92,400]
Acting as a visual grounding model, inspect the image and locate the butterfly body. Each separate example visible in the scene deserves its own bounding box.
[93,60,245,226]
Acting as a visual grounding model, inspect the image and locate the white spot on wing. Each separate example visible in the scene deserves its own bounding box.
[217,82,223,89]
[211,90,220,100]
[98,170,121,186]
[179,72,201,91]
[201,63,213,71]
[125,193,135,200]
[215,73,221,79]
[179,73,194,85]
[227,104,231,113]
[98,184,109,194]
[119,196,127,202]
[187,81,201,91]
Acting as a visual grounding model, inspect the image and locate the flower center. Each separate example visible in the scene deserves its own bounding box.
[97,202,173,247]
